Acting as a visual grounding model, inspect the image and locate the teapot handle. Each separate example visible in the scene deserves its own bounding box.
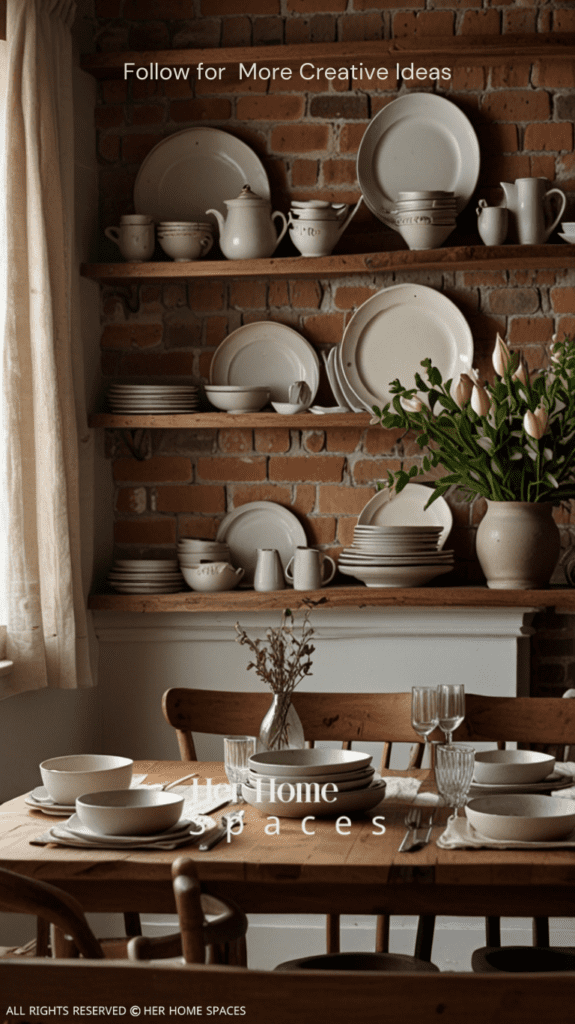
[271,211,288,253]
[543,188,567,240]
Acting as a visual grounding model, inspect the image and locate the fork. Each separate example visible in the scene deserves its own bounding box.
[398,807,422,852]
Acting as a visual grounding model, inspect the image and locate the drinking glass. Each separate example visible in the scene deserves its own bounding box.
[436,684,465,746]
[435,744,475,818]
[411,687,439,755]
[223,735,256,803]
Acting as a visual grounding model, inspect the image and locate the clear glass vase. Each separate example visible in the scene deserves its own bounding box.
[258,692,305,752]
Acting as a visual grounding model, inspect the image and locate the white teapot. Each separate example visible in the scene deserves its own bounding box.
[207,185,288,260]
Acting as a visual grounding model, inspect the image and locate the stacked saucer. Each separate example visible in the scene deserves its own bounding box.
[338,525,454,588]
[391,190,457,250]
[178,538,231,568]
[107,384,199,414]
[108,559,185,593]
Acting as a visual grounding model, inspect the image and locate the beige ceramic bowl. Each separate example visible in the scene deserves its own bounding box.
[40,754,133,805]
[205,385,270,413]
[181,562,244,592]
[465,794,575,842]
[76,789,184,836]
[396,221,455,250]
[473,750,555,786]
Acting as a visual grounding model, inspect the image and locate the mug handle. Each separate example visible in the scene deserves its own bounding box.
[104,226,121,246]
[544,188,567,240]
[272,211,289,252]
[284,556,294,584]
[321,554,337,587]
[200,233,214,257]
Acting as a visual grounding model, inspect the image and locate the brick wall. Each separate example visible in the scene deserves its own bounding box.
[91,1,575,691]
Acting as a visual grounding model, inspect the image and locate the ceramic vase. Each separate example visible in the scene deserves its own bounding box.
[258,693,305,752]
[476,501,560,590]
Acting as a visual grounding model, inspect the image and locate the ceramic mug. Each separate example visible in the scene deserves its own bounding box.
[285,547,336,590]
[254,549,285,592]
[105,222,155,262]
[476,204,508,246]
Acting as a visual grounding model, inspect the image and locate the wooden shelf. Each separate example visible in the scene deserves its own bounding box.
[82,245,571,283]
[89,412,370,429]
[81,35,575,78]
[88,585,575,614]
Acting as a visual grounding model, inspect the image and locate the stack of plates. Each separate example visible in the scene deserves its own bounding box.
[338,525,454,588]
[242,749,386,818]
[107,384,199,414]
[178,538,231,568]
[108,559,185,593]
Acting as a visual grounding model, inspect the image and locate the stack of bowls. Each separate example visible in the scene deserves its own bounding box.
[337,524,454,588]
[178,537,240,591]
[157,221,214,261]
[559,222,575,244]
[178,538,231,568]
[391,191,457,250]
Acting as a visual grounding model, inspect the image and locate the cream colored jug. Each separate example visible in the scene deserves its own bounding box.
[206,185,288,260]
[500,178,566,245]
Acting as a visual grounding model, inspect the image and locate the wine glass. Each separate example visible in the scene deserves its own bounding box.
[436,684,465,747]
[411,687,439,758]
[434,744,475,819]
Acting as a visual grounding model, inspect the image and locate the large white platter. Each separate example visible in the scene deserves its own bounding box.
[339,284,473,413]
[216,501,307,585]
[357,483,453,549]
[357,93,480,219]
[134,127,270,227]
[210,322,320,403]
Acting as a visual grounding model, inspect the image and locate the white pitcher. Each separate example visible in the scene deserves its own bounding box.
[285,547,336,590]
[254,549,285,592]
[500,178,566,245]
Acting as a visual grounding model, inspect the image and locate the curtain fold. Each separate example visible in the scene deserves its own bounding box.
[0,0,93,697]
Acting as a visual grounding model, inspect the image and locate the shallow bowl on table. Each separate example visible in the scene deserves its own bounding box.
[204,385,270,413]
[40,754,133,805]
[249,749,372,776]
[465,794,575,841]
[473,750,555,785]
[76,789,184,836]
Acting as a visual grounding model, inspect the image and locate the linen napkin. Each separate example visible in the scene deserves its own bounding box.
[437,813,575,850]
[379,776,443,809]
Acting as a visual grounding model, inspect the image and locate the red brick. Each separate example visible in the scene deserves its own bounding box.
[163,284,187,309]
[462,272,506,288]
[115,488,147,514]
[481,91,550,123]
[530,155,556,181]
[508,318,554,347]
[114,518,176,545]
[170,99,232,122]
[326,428,362,453]
[558,153,575,190]
[363,427,403,455]
[269,456,344,482]
[353,458,411,485]
[487,289,540,316]
[460,9,500,33]
[334,286,376,310]
[449,67,486,91]
[288,0,346,11]
[179,517,219,540]
[132,103,164,126]
[101,325,162,350]
[524,123,573,153]
[218,429,253,454]
[339,123,369,154]
[490,64,530,89]
[309,95,368,120]
[271,124,331,153]
[303,430,325,454]
[237,95,305,121]
[269,281,290,307]
[254,428,291,453]
[551,289,575,315]
[554,10,575,32]
[119,352,196,377]
[292,484,316,516]
[292,160,319,188]
[222,17,251,47]
[156,485,225,514]
[232,484,291,507]
[113,457,192,483]
[415,10,454,34]
[196,457,266,481]
[477,123,518,155]
[533,61,575,90]
[121,133,163,164]
[503,8,536,33]
[306,517,336,545]
[322,159,358,186]
[290,280,322,309]
[337,517,356,547]
[229,280,267,309]
[188,281,225,311]
[557,317,575,340]
[303,313,345,346]
[318,485,376,515]
[339,12,384,40]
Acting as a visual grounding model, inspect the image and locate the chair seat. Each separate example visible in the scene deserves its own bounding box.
[472,946,575,973]
[275,951,440,972]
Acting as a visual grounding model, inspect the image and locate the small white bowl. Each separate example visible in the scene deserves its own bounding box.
[205,386,270,414]
[40,755,133,806]
[561,223,575,232]
[396,221,456,250]
[158,229,213,262]
[473,750,555,786]
[465,794,575,842]
[76,789,184,836]
[181,562,244,592]
[271,402,309,415]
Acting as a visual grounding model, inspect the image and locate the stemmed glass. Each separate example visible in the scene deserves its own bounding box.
[411,687,439,759]
[434,744,475,819]
[436,684,465,747]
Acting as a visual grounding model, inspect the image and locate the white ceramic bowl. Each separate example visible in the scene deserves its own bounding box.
[396,222,456,250]
[561,223,575,233]
[205,386,270,414]
[181,562,244,592]
[40,755,133,805]
[473,750,555,785]
[158,230,213,261]
[249,749,372,777]
[76,789,184,836]
[465,794,575,842]
[271,402,309,415]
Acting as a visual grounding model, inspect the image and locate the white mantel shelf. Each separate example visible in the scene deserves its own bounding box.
[88,585,575,614]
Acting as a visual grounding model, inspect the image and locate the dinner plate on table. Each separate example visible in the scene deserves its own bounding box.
[338,284,473,413]
[357,92,480,218]
[469,772,575,797]
[216,500,307,585]
[134,126,270,228]
[210,322,320,404]
[357,483,453,549]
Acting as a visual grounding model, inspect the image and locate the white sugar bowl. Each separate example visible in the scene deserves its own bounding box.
[181,562,244,592]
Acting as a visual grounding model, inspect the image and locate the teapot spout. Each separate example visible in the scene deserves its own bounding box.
[205,208,224,234]
[336,195,364,237]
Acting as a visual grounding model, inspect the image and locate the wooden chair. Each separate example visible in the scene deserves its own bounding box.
[128,856,248,965]
[162,687,430,959]
[2,960,575,1024]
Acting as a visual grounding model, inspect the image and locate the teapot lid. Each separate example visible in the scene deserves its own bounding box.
[226,184,267,205]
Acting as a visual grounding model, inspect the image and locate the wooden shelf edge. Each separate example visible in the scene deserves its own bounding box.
[81,35,575,77]
[81,246,571,283]
[89,412,371,428]
[88,585,575,613]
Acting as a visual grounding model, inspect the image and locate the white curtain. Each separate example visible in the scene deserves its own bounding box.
[0,0,94,697]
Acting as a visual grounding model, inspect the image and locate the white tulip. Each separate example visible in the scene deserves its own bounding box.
[523,406,547,440]
[512,359,528,385]
[453,373,474,408]
[471,384,491,417]
[400,395,423,414]
[492,333,512,376]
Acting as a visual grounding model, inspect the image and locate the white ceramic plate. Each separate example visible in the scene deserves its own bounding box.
[248,766,375,786]
[357,93,480,218]
[357,483,453,549]
[242,778,385,818]
[325,347,350,409]
[469,773,574,796]
[338,563,453,587]
[334,344,367,413]
[249,749,372,776]
[216,501,307,584]
[134,127,270,228]
[339,554,453,566]
[210,322,320,403]
[62,813,203,844]
[339,284,473,412]
[114,560,178,569]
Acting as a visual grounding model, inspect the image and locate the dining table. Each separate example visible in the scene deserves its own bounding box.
[2,760,575,924]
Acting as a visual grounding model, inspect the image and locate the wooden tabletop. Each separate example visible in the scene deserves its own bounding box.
[3,761,575,919]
